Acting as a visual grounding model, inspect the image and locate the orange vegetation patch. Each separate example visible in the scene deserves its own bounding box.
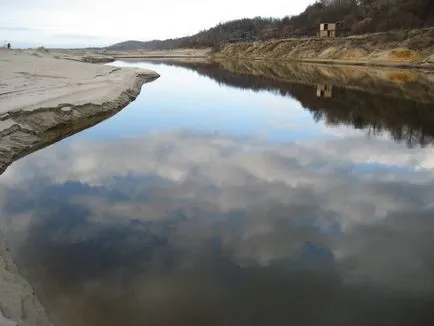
[389,49,419,61]
[386,71,417,83]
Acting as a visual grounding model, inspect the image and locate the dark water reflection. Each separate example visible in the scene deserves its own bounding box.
[1,61,434,326]
[150,60,434,148]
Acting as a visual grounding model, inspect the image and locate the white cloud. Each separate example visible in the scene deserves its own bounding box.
[0,0,313,47]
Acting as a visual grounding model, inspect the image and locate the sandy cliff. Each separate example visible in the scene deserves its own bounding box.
[214,28,434,68]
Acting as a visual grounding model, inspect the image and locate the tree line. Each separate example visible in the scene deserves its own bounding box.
[107,0,434,50]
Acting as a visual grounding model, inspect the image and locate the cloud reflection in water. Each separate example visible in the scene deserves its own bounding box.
[1,130,434,326]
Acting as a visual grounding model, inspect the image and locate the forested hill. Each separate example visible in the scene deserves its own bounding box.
[107,0,434,50]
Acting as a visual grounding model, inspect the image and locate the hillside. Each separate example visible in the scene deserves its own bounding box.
[107,40,151,51]
[107,0,434,50]
[214,27,434,68]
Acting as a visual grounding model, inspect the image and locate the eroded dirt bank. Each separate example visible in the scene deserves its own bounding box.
[214,28,434,69]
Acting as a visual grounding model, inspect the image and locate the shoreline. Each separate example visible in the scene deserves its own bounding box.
[0,50,159,175]
[211,56,434,71]
[0,233,53,326]
[107,53,434,71]
[0,49,159,326]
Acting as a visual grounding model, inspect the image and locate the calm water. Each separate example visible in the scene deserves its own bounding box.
[1,60,434,326]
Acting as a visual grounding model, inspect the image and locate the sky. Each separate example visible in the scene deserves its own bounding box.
[0,0,313,48]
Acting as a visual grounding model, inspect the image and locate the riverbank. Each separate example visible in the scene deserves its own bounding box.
[0,49,159,174]
[82,28,434,69]
[105,48,211,60]
[213,28,434,70]
[0,49,159,326]
[0,233,53,326]
[50,48,211,62]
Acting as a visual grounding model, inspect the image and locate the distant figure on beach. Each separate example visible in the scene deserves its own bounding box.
[7,43,11,49]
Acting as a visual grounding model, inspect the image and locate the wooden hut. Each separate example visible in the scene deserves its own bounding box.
[319,23,336,38]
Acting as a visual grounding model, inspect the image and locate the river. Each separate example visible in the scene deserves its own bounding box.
[1,60,434,326]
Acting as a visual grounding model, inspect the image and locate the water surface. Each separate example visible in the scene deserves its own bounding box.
[1,60,434,326]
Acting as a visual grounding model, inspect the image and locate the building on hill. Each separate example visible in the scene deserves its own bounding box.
[319,21,346,38]
[319,23,337,38]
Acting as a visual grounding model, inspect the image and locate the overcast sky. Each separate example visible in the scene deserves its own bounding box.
[0,0,313,48]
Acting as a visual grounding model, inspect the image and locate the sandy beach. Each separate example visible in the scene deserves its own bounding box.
[0,49,159,174]
[0,49,159,113]
[0,48,159,326]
